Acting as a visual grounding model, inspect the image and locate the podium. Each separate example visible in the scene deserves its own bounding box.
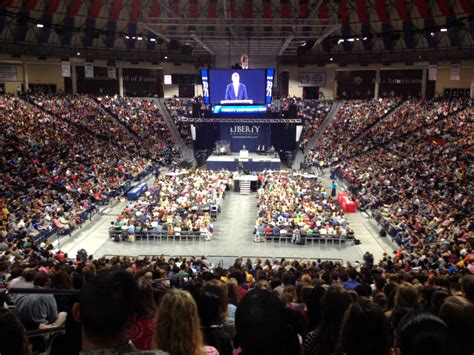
[239,149,249,160]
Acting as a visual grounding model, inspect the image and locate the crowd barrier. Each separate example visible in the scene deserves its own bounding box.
[109,228,209,242]
[260,231,356,245]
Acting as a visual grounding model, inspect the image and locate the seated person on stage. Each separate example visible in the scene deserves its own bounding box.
[225,73,248,101]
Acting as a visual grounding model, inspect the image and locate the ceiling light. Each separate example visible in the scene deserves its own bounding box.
[355,37,360,41]
[347,38,355,42]
[132,36,136,39]
[125,35,130,39]
[430,32,435,37]
[362,37,368,41]
[330,57,334,61]
[77,52,81,56]
[137,36,143,41]
[337,39,344,44]
[150,38,156,42]
[440,28,447,32]
[36,23,44,28]
[164,56,168,59]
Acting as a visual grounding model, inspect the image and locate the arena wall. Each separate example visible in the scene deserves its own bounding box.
[0,54,472,99]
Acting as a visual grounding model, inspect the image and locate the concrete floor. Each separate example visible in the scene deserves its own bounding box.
[59,170,395,265]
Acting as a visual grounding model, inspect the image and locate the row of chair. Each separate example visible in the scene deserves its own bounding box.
[110,228,209,242]
[260,231,355,245]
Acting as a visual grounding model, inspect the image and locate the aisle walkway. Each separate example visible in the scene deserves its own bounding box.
[59,171,394,264]
[318,171,396,261]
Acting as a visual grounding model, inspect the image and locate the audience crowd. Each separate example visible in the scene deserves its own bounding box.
[98,96,176,156]
[0,93,187,250]
[164,97,196,145]
[295,100,332,151]
[111,170,231,241]
[255,172,353,242]
[1,92,473,354]
[305,97,472,271]
[31,94,180,165]
[305,98,400,167]
[1,252,473,355]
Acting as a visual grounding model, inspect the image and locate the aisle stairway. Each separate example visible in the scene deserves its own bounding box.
[240,180,251,195]
[154,98,196,165]
[292,100,342,169]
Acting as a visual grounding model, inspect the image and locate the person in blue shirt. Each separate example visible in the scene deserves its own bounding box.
[331,180,337,198]
[272,225,281,236]
[342,269,360,290]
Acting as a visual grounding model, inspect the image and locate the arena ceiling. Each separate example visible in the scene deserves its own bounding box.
[0,0,473,64]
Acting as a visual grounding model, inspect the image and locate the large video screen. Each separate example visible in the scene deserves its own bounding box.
[208,69,266,105]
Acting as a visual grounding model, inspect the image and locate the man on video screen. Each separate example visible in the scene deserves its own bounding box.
[225,72,248,101]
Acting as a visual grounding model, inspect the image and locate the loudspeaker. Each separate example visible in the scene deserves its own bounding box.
[288,104,297,118]
[192,103,201,117]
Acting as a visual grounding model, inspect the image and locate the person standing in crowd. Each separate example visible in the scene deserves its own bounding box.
[331,180,337,198]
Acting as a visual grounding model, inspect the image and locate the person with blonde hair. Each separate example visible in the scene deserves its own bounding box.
[154,289,219,355]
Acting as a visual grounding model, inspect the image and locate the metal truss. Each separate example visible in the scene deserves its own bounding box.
[177,117,303,124]
[141,17,341,56]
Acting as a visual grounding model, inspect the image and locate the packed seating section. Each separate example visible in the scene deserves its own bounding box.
[164,97,195,145]
[0,95,179,246]
[109,170,231,242]
[255,172,354,244]
[0,94,473,355]
[305,97,472,269]
[98,96,176,155]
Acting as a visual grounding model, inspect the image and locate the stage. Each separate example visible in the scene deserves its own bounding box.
[206,152,281,171]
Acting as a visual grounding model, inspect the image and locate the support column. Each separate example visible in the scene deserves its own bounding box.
[374,68,380,99]
[23,62,29,92]
[421,68,427,99]
[71,63,77,94]
[118,67,124,96]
